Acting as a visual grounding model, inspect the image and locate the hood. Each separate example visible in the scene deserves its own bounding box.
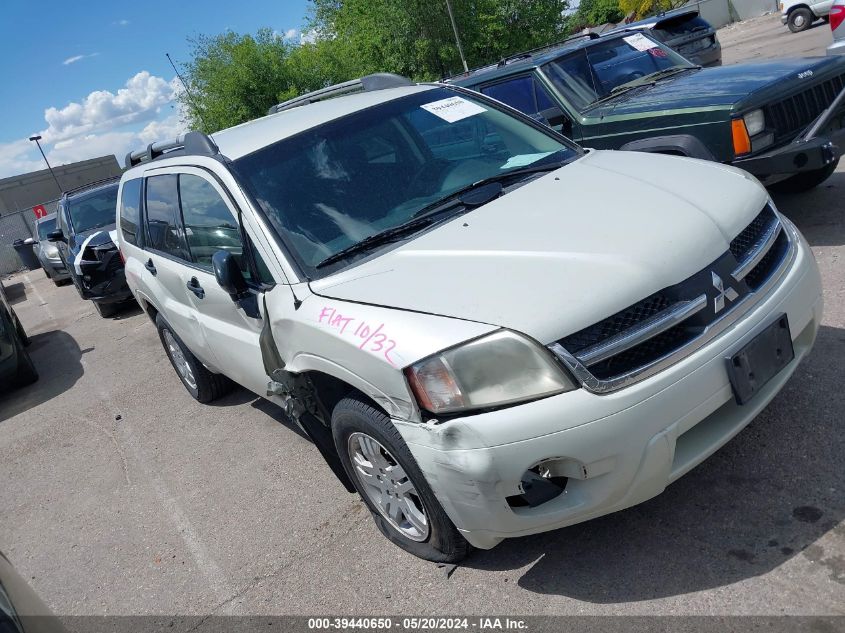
[310,150,769,344]
[588,57,845,117]
[69,224,118,257]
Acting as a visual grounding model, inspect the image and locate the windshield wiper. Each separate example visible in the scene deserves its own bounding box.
[315,157,569,269]
[587,66,700,109]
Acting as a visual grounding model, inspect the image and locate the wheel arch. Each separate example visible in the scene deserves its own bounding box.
[618,134,716,160]
[786,3,813,14]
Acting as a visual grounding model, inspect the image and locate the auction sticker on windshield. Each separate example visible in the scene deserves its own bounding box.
[421,96,486,123]
[623,33,657,51]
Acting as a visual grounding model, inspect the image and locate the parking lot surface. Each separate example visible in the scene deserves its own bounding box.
[1,14,844,620]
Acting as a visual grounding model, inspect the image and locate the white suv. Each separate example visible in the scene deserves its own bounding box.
[116,74,823,562]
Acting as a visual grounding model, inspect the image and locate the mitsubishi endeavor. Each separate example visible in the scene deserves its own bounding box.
[117,74,823,562]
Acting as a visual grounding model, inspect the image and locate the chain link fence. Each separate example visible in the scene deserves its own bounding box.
[0,199,59,275]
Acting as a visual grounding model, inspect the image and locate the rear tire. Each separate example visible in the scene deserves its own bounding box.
[155,314,232,403]
[12,341,38,388]
[94,301,117,318]
[770,159,838,193]
[332,396,469,563]
[788,7,813,32]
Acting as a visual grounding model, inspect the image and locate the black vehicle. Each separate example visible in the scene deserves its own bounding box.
[453,31,845,191]
[47,179,132,317]
[0,278,37,390]
[608,8,721,67]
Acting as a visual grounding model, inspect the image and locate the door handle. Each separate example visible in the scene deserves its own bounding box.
[144,259,157,276]
[186,277,205,299]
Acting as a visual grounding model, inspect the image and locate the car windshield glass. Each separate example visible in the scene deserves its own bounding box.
[37,217,56,240]
[67,185,119,234]
[234,87,579,274]
[541,33,695,111]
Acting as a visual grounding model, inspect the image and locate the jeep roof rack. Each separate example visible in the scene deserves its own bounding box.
[447,32,600,80]
[267,73,414,115]
[124,131,219,169]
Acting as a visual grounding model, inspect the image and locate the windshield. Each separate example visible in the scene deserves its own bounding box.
[67,185,119,234]
[37,217,56,240]
[234,87,579,274]
[541,33,696,111]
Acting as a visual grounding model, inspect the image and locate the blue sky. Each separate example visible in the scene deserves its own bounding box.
[0,0,310,179]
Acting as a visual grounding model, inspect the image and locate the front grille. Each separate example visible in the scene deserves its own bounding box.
[561,293,671,354]
[730,206,776,261]
[551,205,793,392]
[765,74,845,141]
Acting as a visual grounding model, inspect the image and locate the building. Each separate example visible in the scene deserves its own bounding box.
[0,155,122,216]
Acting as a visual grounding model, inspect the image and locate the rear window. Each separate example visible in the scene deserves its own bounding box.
[653,14,711,37]
[119,179,142,246]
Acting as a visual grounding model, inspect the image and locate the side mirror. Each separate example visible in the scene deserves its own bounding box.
[47,229,65,243]
[212,250,247,299]
[539,106,572,136]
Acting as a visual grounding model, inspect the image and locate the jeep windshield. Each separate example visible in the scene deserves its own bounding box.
[67,185,119,234]
[234,87,580,275]
[541,33,698,112]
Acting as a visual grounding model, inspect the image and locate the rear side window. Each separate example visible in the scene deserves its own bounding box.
[119,179,142,246]
[145,175,190,260]
[481,76,557,118]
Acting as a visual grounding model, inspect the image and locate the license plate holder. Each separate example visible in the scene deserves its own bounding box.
[726,314,794,405]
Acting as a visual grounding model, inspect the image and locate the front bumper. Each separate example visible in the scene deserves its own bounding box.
[43,257,70,281]
[397,224,822,549]
[733,129,844,180]
[781,14,788,24]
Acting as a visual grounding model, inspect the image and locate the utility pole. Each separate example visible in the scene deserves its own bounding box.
[445,0,469,73]
[28,135,63,195]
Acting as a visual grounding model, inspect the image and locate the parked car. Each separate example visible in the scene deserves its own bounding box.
[453,31,845,192]
[33,213,70,285]
[47,179,132,317]
[118,75,822,562]
[827,0,845,53]
[0,277,37,391]
[608,8,721,67]
[0,550,67,633]
[782,0,832,32]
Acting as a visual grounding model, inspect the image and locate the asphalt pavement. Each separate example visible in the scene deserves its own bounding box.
[0,13,843,622]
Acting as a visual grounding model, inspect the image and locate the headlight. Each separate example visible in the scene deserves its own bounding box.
[743,109,765,136]
[404,330,577,415]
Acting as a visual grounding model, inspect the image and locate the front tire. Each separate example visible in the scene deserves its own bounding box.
[788,7,813,32]
[155,314,232,403]
[770,159,838,193]
[332,396,468,563]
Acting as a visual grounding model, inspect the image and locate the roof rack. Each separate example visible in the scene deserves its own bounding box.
[446,32,600,80]
[267,73,414,115]
[124,131,219,169]
[62,175,122,198]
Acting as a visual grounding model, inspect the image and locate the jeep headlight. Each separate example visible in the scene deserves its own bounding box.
[404,330,576,415]
[743,109,765,136]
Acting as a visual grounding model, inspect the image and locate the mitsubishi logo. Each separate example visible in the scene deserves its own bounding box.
[712,271,739,313]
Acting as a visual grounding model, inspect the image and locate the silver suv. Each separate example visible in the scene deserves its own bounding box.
[117,74,823,562]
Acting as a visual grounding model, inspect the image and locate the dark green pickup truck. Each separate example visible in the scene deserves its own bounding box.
[453,31,845,191]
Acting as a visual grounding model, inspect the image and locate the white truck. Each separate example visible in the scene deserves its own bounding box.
[782,0,832,32]
[117,74,822,562]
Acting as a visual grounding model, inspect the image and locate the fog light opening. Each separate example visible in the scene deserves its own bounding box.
[506,465,568,508]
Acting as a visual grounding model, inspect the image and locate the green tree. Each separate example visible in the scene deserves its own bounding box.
[573,0,625,27]
[618,0,685,20]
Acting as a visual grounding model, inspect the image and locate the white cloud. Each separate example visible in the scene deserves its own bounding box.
[300,29,319,44]
[273,27,303,42]
[114,19,130,26]
[62,52,99,65]
[40,71,177,143]
[0,71,186,179]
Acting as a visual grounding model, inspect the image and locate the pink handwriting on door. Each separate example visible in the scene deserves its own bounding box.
[318,307,399,366]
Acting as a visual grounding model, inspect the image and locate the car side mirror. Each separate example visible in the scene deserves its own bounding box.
[212,250,248,299]
[47,229,65,243]
[539,106,572,136]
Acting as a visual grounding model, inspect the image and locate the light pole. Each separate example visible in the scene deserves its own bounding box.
[445,0,469,73]
[28,135,63,194]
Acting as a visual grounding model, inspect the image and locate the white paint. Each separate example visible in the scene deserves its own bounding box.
[73,231,103,275]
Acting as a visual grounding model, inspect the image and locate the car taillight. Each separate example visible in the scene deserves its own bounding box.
[831,5,845,30]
